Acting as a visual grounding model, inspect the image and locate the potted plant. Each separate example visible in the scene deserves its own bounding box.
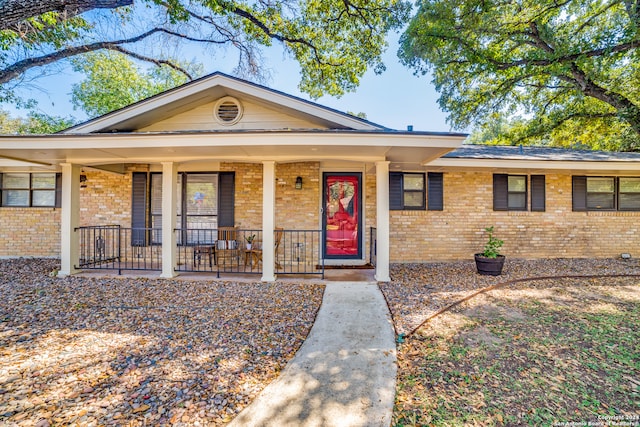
[474,226,505,276]
[245,234,256,250]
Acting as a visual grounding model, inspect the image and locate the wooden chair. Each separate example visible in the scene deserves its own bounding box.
[244,227,283,269]
[216,226,239,266]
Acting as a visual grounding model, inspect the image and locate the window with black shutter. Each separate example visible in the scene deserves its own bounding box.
[530,175,545,212]
[132,172,235,245]
[389,172,426,210]
[573,176,640,211]
[494,174,544,212]
[131,172,148,246]
[427,172,444,211]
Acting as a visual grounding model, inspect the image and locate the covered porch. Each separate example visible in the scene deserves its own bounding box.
[0,131,462,281]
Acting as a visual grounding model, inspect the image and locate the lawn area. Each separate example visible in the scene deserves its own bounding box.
[391,274,640,426]
[0,259,324,426]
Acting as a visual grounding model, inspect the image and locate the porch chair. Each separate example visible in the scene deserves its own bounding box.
[216,226,239,266]
[244,227,284,269]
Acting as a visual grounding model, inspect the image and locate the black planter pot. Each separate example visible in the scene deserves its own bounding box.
[474,254,506,276]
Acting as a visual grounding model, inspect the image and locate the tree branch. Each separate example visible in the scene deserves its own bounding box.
[0,0,133,30]
[113,46,192,79]
[0,27,215,84]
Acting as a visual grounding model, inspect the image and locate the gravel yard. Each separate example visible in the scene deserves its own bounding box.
[382,257,640,335]
[0,259,324,426]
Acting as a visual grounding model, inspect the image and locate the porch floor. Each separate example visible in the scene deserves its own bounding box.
[75,267,376,283]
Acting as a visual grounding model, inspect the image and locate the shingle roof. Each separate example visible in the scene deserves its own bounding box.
[444,144,640,162]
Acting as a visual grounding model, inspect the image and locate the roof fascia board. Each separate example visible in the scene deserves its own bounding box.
[0,131,465,149]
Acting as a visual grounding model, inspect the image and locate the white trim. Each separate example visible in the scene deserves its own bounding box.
[59,163,80,277]
[160,162,178,278]
[261,161,276,282]
[375,161,390,282]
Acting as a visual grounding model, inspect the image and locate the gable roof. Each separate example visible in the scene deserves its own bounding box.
[64,72,387,134]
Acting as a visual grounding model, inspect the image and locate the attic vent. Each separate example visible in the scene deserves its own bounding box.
[214,96,243,125]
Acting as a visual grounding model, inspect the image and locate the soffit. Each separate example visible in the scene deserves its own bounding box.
[0,131,464,171]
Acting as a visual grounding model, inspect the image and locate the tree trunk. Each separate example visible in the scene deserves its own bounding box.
[0,0,133,30]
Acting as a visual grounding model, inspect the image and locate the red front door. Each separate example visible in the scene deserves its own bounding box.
[323,173,362,259]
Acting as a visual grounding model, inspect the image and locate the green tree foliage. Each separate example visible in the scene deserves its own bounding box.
[70,51,200,117]
[0,109,74,134]
[467,112,633,151]
[399,0,640,151]
[1,0,410,107]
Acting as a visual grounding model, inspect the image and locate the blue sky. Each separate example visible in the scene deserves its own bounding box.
[5,30,453,133]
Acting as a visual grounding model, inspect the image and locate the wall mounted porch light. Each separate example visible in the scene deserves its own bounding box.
[295,176,303,190]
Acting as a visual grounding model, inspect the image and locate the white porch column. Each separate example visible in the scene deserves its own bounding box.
[160,162,178,278]
[59,163,81,277]
[375,160,391,282]
[261,161,276,282]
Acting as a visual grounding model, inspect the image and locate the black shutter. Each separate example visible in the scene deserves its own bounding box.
[427,172,444,211]
[530,175,545,212]
[493,174,508,211]
[218,172,235,227]
[55,173,62,208]
[131,172,148,246]
[572,176,587,211]
[389,172,403,210]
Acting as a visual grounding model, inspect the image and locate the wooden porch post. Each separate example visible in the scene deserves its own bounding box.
[375,160,391,282]
[261,160,276,282]
[59,163,81,277]
[160,161,178,278]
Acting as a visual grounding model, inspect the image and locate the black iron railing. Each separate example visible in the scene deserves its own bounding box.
[77,226,162,274]
[77,226,324,278]
[175,229,324,278]
[369,227,377,267]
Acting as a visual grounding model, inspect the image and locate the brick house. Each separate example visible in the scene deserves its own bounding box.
[1,72,639,281]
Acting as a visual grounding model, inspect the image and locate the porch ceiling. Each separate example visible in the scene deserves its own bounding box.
[0,131,464,171]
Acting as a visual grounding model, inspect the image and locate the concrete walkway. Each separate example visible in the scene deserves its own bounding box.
[229,282,397,427]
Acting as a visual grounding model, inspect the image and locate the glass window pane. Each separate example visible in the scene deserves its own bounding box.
[587,193,615,209]
[31,174,56,189]
[186,174,218,216]
[32,190,55,206]
[619,194,640,210]
[151,174,183,216]
[508,176,526,192]
[403,191,424,207]
[2,173,29,189]
[620,178,640,193]
[587,177,614,193]
[403,174,424,191]
[2,190,29,206]
[186,217,217,244]
[508,193,526,209]
[150,174,163,215]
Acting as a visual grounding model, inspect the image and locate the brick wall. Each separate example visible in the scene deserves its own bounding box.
[0,170,131,258]
[79,170,131,227]
[221,162,263,230]
[0,208,61,257]
[274,162,320,230]
[3,166,637,262]
[389,171,640,262]
[221,162,321,231]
